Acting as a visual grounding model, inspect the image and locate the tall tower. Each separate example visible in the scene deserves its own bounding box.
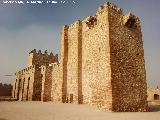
[60,2,148,112]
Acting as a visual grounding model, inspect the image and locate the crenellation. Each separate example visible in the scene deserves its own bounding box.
[85,16,97,29]
[38,50,42,54]
[123,13,141,29]
[96,2,123,15]
[29,49,36,54]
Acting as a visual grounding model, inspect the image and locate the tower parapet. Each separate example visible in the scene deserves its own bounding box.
[96,2,123,15]
[28,49,58,67]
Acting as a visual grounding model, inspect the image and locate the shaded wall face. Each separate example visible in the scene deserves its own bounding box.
[12,78,18,98]
[60,26,68,103]
[32,66,42,101]
[81,8,112,110]
[21,75,31,101]
[108,8,148,112]
[41,66,53,101]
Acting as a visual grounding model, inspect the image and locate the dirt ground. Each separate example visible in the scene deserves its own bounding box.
[0,101,160,120]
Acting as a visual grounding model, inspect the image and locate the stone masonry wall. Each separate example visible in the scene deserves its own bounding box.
[81,7,112,111]
[51,63,61,102]
[13,66,35,101]
[67,21,82,104]
[13,50,58,101]
[28,49,58,67]
[32,65,42,101]
[41,66,46,101]
[59,2,148,112]
[41,65,53,101]
[13,2,148,112]
[147,87,160,101]
[61,26,69,103]
[67,21,79,103]
[107,3,148,111]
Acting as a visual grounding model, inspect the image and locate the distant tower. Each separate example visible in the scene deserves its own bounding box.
[28,49,58,67]
[13,49,58,101]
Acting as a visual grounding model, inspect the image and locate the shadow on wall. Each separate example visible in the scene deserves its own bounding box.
[0,118,7,120]
[149,105,160,112]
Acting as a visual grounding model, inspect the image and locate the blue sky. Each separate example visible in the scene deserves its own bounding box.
[0,0,159,87]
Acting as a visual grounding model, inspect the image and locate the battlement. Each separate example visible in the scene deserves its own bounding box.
[29,49,56,57]
[28,49,58,67]
[83,16,97,29]
[65,2,141,32]
[15,65,36,75]
[96,2,123,15]
[123,12,141,28]
[67,20,79,27]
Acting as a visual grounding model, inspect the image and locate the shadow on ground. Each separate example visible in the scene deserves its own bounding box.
[149,105,160,112]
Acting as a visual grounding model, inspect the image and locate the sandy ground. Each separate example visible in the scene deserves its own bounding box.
[0,102,160,120]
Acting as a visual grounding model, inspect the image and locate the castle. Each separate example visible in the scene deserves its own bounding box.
[12,2,148,112]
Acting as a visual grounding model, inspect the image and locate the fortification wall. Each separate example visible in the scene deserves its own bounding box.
[13,2,148,112]
[32,65,42,101]
[67,21,82,104]
[51,63,61,102]
[13,49,58,101]
[67,21,79,103]
[41,65,53,101]
[60,26,69,103]
[13,66,35,101]
[106,2,148,111]
[81,7,111,110]
[59,2,148,112]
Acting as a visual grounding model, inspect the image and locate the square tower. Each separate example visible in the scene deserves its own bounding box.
[60,2,148,112]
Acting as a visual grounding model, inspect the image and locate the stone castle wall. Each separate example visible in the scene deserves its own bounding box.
[106,3,148,111]
[60,26,69,103]
[81,9,111,111]
[59,2,148,112]
[13,2,148,112]
[41,65,53,101]
[12,50,58,101]
[51,63,61,102]
[13,66,35,101]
